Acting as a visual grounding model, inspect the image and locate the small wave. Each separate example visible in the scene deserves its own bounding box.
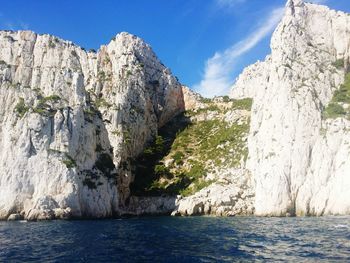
[333,224,349,229]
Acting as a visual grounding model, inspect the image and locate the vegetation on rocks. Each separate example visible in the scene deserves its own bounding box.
[332,58,344,69]
[130,97,252,197]
[62,154,77,169]
[33,95,61,117]
[14,98,29,118]
[323,73,350,119]
[95,97,112,108]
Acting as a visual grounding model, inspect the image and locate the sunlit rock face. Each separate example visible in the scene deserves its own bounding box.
[0,30,184,220]
[1,0,350,221]
[231,0,350,216]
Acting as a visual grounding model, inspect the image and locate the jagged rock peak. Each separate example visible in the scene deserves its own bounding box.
[0,29,184,220]
[110,32,141,42]
[286,0,304,7]
[108,31,149,48]
[285,0,306,17]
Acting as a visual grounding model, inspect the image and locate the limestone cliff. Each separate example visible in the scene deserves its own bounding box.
[231,0,350,216]
[1,0,350,220]
[0,30,184,220]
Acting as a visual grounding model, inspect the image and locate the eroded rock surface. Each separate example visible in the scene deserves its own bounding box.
[0,31,184,220]
[231,0,350,216]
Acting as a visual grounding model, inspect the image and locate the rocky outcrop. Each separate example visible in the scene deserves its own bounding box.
[172,168,254,216]
[181,86,206,111]
[230,0,350,216]
[121,196,177,216]
[0,30,184,220]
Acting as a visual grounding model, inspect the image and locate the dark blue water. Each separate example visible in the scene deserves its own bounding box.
[1,216,350,262]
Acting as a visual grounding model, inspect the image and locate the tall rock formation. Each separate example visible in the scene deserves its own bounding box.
[231,0,350,216]
[0,31,184,220]
[1,0,350,220]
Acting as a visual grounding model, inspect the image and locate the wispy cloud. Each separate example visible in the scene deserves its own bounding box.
[0,12,29,30]
[18,21,29,30]
[193,7,284,98]
[4,22,15,30]
[2,21,29,30]
[308,0,328,4]
[216,0,246,8]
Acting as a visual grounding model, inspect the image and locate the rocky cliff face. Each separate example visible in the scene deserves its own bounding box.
[1,0,349,220]
[0,30,184,220]
[231,0,350,216]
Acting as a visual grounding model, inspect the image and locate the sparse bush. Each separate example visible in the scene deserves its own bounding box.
[173,151,185,165]
[98,71,106,81]
[222,96,231,102]
[155,136,164,153]
[231,98,253,110]
[62,154,76,169]
[154,164,170,177]
[323,103,346,118]
[112,130,122,136]
[45,95,61,102]
[323,73,350,119]
[201,98,211,103]
[123,130,132,145]
[95,98,112,108]
[48,39,56,48]
[33,95,61,117]
[332,59,344,69]
[14,98,29,118]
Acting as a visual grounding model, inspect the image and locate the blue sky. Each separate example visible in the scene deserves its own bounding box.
[1,0,349,97]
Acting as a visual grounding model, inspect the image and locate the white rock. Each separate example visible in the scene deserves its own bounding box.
[0,31,184,220]
[173,169,254,216]
[230,0,350,216]
[7,213,22,221]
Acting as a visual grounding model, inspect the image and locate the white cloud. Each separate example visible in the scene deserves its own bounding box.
[4,22,15,31]
[216,0,246,8]
[308,0,328,4]
[193,7,284,98]
[3,21,29,31]
[19,21,29,30]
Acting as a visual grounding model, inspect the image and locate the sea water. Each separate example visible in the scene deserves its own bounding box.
[1,216,350,262]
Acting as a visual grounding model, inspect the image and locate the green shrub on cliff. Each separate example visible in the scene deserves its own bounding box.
[131,98,252,197]
[323,73,350,119]
[14,98,29,118]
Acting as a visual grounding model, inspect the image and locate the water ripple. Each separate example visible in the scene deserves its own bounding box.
[0,216,350,262]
